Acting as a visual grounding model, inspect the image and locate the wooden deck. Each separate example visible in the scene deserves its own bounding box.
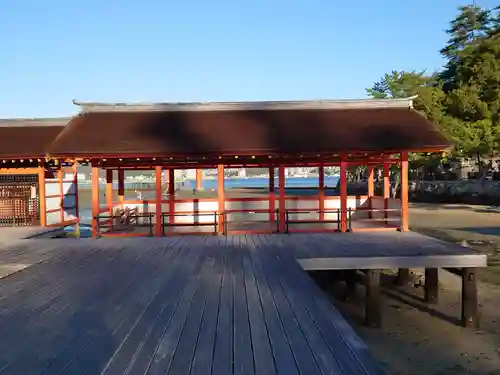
[0,235,386,375]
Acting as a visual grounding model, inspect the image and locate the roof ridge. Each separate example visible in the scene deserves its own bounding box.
[73,96,417,113]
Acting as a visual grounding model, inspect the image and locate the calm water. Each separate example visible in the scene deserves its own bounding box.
[186,176,339,190]
[77,176,339,223]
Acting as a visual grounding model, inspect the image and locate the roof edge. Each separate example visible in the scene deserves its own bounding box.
[73,96,417,113]
[0,117,71,128]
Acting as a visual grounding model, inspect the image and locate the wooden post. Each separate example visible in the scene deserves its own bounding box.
[117,169,125,206]
[343,270,357,301]
[217,164,225,234]
[461,268,479,328]
[58,166,64,223]
[425,268,439,303]
[340,158,348,232]
[395,268,411,286]
[38,164,46,226]
[365,269,382,328]
[72,163,79,220]
[319,164,325,221]
[383,160,390,224]
[196,168,203,190]
[106,169,113,217]
[400,151,409,231]
[91,165,100,239]
[278,165,286,233]
[155,166,162,237]
[367,165,374,219]
[269,167,275,222]
[168,169,175,225]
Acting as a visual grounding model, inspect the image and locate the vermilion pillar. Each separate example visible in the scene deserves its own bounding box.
[72,163,79,220]
[269,167,275,222]
[278,165,286,232]
[383,160,390,224]
[155,166,163,236]
[367,165,374,219]
[340,158,348,232]
[400,152,409,231]
[319,164,325,221]
[196,169,203,190]
[58,167,64,223]
[91,165,100,238]
[106,169,113,217]
[217,164,225,234]
[38,163,46,226]
[168,169,175,225]
[117,169,125,206]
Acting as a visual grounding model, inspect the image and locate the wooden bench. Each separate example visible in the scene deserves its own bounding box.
[161,212,219,235]
[284,209,341,233]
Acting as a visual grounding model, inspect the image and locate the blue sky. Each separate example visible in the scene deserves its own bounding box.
[1,0,498,118]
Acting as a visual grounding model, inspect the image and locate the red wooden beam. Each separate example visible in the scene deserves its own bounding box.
[269,167,275,222]
[278,165,286,232]
[217,164,225,234]
[155,166,163,236]
[91,165,100,238]
[400,151,409,231]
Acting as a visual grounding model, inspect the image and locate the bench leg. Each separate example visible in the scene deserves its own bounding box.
[365,269,381,328]
[395,268,411,286]
[343,270,357,301]
[424,268,439,304]
[461,268,479,328]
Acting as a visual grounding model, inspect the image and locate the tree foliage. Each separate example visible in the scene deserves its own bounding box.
[367,4,500,168]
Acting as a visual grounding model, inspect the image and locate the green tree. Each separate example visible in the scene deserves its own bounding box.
[440,5,491,59]
[440,5,492,91]
[488,5,500,36]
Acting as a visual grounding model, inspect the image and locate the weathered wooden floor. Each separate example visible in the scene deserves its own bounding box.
[0,235,386,375]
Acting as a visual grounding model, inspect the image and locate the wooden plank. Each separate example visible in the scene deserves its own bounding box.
[256,235,335,375]
[265,234,387,374]
[41,241,187,375]
[166,242,215,375]
[0,240,169,374]
[241,235,276,375]
[246,236,300,375]
[231,236,255,375]
[145,239,213,374]
[106,238,208,375]
[212,235,234,375]
[190,236,225,375]
[97,238,197,375]
[0,244,110,332]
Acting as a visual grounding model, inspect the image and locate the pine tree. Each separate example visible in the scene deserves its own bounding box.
[440,5,491,91]
[488,5,500,36]
[440,5,491,59]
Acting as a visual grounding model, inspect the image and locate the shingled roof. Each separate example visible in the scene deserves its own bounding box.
[47,97,450,158]
[0,118,69,158]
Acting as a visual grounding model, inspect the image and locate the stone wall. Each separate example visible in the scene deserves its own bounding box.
[348,180,500,205]
[408,180,500,205]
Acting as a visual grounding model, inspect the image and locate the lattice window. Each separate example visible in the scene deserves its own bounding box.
[0,174,40,227]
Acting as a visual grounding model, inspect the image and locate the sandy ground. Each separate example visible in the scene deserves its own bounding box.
[323,203,500,375]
